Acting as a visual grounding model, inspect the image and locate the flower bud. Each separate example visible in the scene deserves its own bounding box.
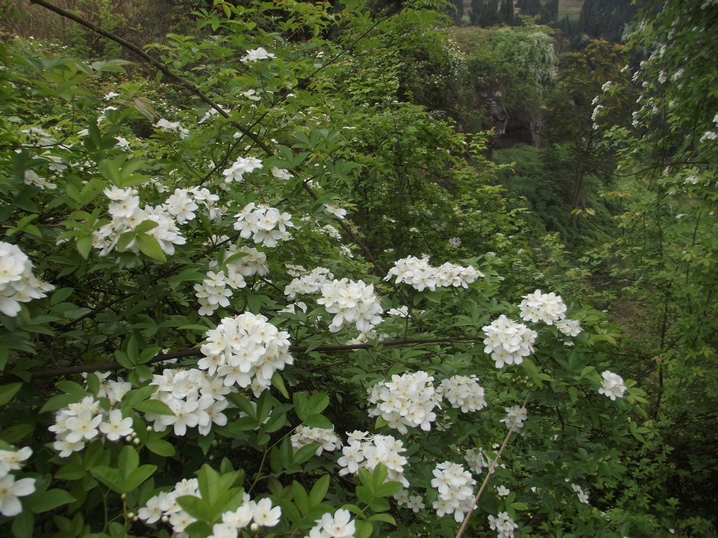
[125,435,132,442]
[250,523,259,532]
[133,438,140,445]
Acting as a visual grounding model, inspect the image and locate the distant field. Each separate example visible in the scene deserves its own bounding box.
[558,2,583,22]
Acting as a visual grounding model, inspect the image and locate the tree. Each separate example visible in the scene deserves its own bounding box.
[501,0,515,25]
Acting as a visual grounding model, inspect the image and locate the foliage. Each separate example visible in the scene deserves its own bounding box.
[0,1,708,538]
[578,0,718,527]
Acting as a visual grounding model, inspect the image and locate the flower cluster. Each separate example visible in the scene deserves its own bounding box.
[234,203,294,248]
[571,483,590,504]
[598,371,627,400]
[50,382,135,457]
[139,477,281,536]
[0,241,54,317]
[317,278,383,333]
[198,313,293,396]
[488,511,519,538]
[284,267,333,299]
[465,447,495,475]
[24,169,56,190]
[241,47,275,62]
[384,256,483,291]
[0,446,35,517]
[194,270,244,316]
[195,243,269,316]
[556,318,582,337]
[222,156,263,183]
[304,508,355,538]
[155,118,189,138]
[519,290,567,325]
[337,432,408,487]
[482,315,537,368]
[147,368,231,436]
[519,289,583,337]
[94,187,186,257]
[164,187,223,224]
[436,375,487,413]
[138,477,200,532]
[431,461,476,523]
[393,490,426,513]
[500,405,528,430]
[291,426,342,456]
[367,371,440,434]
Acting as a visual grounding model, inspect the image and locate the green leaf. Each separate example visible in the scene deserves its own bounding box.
[183,521,212,538]
[134,399,174,416]
[356,518,374,537]
[11,510,34,538]
[0,382,22,406]
[123,385,159,408]
[28,488,77,513]
[292,481,309,515]
[292,443,320,466]
[55,462,86,481]
[118,445,139,480]
[146,437,176,457]
[375,480,402,498]
[90,467,124,493]
[367,513,396,525]
[356,485,373,505]
[308,475,330,507]
[136,233,166,262]
[40,393,84,414]
[76,235,93,259]
[56,380,87,398]
[271,372,289,399]
[302,413,333,429]
[124,465,157,492]
[197,465,221,508]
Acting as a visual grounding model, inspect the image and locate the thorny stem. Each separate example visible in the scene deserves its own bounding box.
[455,394,530,538]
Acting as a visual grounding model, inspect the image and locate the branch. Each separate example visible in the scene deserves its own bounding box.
[28,0,272,155]
[455,394,530,538]
[0,336,479,383]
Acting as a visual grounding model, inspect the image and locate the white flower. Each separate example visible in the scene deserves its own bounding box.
[291,426,342,456]
[431,461,475,523]
[222,157,263,183]
[501,405,527,430]
[519,290,567,325]
[0,447,32,476]
[271,167,291,180]
[496,485,510,497]
[482,315,537,368]
[0,474,36,517]
[252,498,281,527]
[488,511,518,538]
[241,47,275,63]
[436,375,486,413]
[99,409,134,441]
[367,371,439,434]
[598,371,627,400]
[315,508,355,537]
[324,204,347,219]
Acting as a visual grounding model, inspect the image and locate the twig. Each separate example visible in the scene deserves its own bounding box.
[455,394,530,538]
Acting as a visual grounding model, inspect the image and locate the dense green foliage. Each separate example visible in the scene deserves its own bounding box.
[0,0,716,537]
